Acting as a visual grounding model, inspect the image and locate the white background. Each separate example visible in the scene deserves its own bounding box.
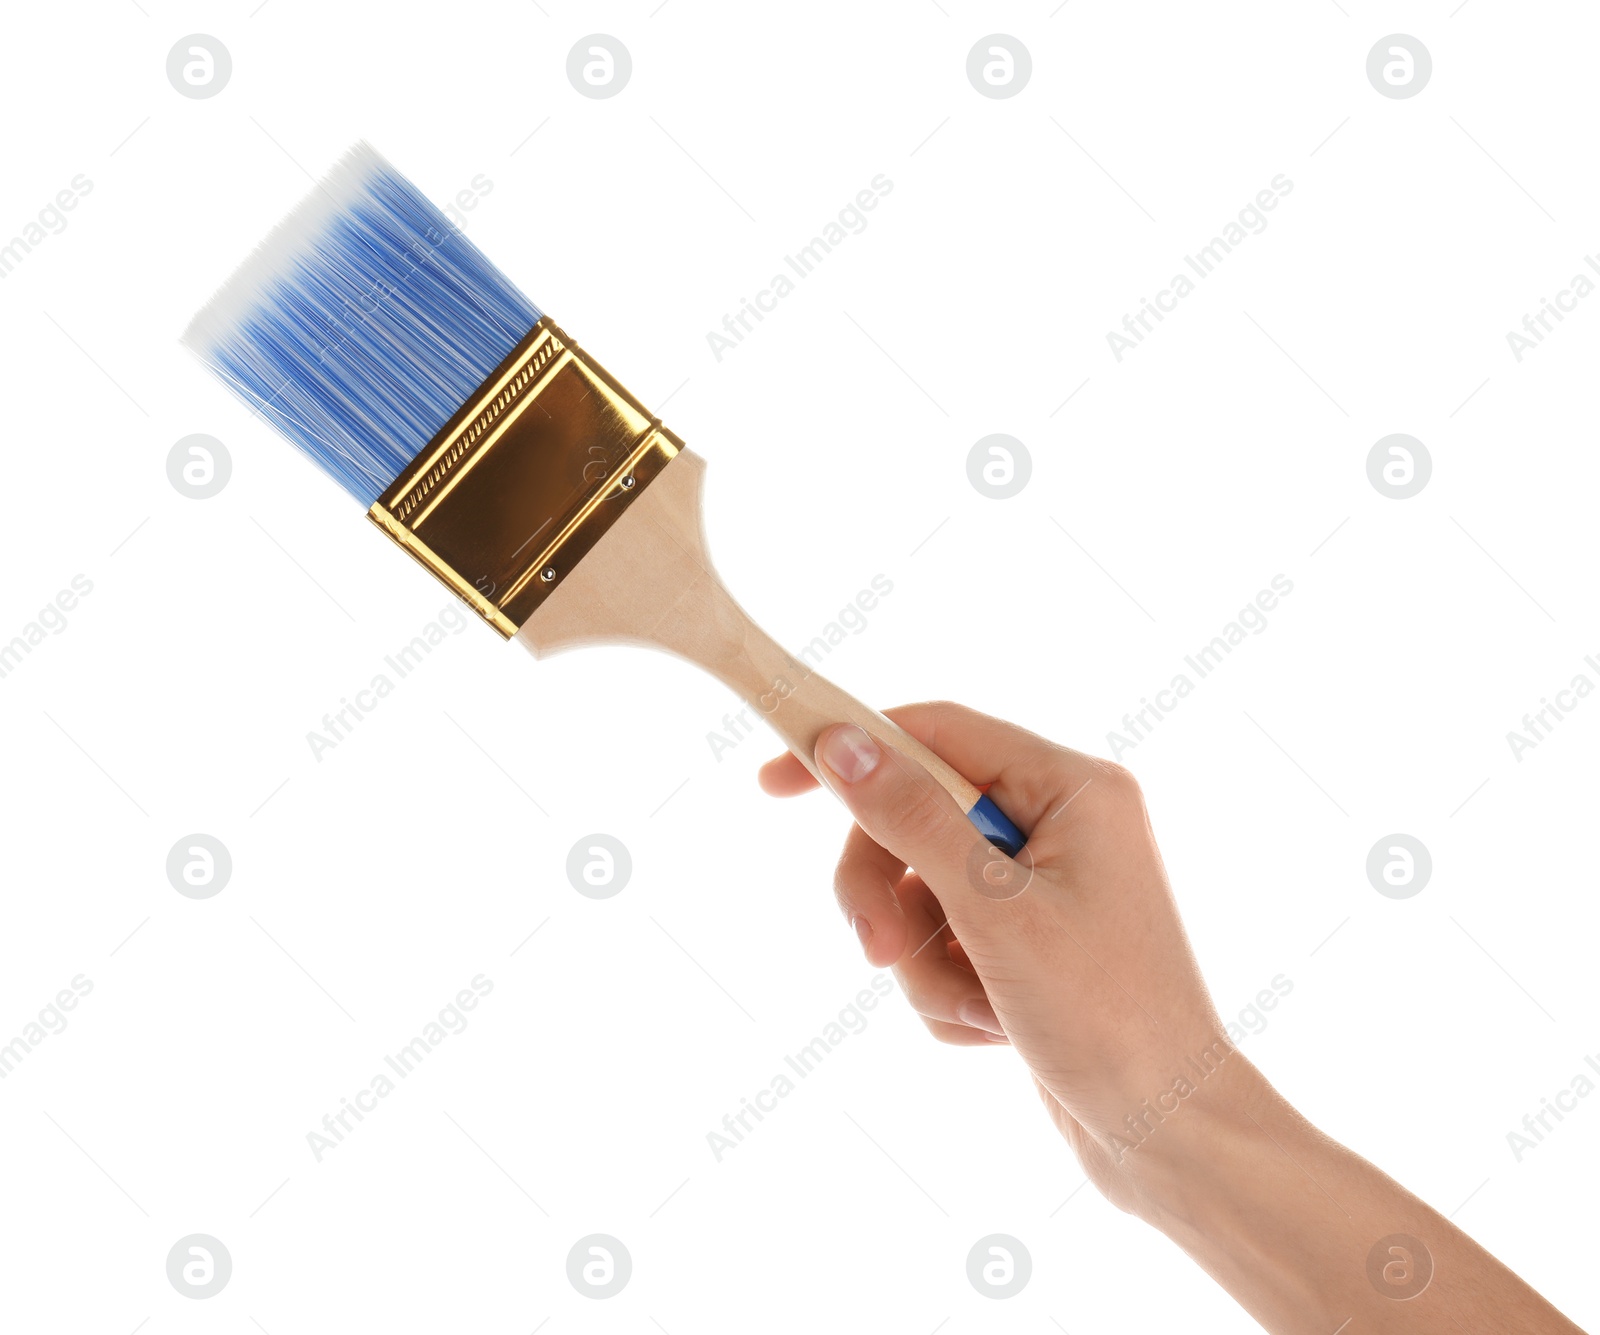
[1,1,1596,1330]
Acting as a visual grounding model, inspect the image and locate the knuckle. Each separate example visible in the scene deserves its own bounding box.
[830,850,867,903]
[1085,758,1145,811]
[898,699,961,750]
[1094,759,1141,794]
[832,847,896,919]
[892,969,940,1019]
[900,982,939,1018]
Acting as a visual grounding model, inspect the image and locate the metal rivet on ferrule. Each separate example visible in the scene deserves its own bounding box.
[366,316,686,641]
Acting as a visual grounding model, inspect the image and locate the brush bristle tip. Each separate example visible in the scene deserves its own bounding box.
[182,142,541,507]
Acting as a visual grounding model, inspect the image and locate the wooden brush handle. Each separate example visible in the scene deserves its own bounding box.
[517,450,1026,855]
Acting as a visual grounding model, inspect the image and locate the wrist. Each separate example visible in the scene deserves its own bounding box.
[1102,1057,1362,1328]
[1100,1052,1295,1231]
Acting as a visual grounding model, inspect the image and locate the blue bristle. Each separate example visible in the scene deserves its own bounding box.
[182,143,542,507]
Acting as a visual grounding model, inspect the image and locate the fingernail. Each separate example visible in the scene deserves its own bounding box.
[851,914,873,957]
[982,1032,1011,1044]
[957,998,1005,1035]
[819,724,880,784]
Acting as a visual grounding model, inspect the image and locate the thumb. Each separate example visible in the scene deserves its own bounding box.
[815,723,994,905]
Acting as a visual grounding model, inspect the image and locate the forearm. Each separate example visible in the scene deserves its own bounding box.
[1120,1059,1583,1334]
[776,713,1584,1328]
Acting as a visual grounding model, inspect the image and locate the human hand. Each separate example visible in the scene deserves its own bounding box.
[760,703,1585,1333]
[757,701,1245,1210]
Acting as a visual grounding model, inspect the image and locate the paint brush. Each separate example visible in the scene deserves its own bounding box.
[183,143,1025,855]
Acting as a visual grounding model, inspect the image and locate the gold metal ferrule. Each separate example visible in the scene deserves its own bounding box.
[367,316,682,637]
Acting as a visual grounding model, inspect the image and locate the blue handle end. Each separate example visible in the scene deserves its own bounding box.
[966,793,1026,858]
